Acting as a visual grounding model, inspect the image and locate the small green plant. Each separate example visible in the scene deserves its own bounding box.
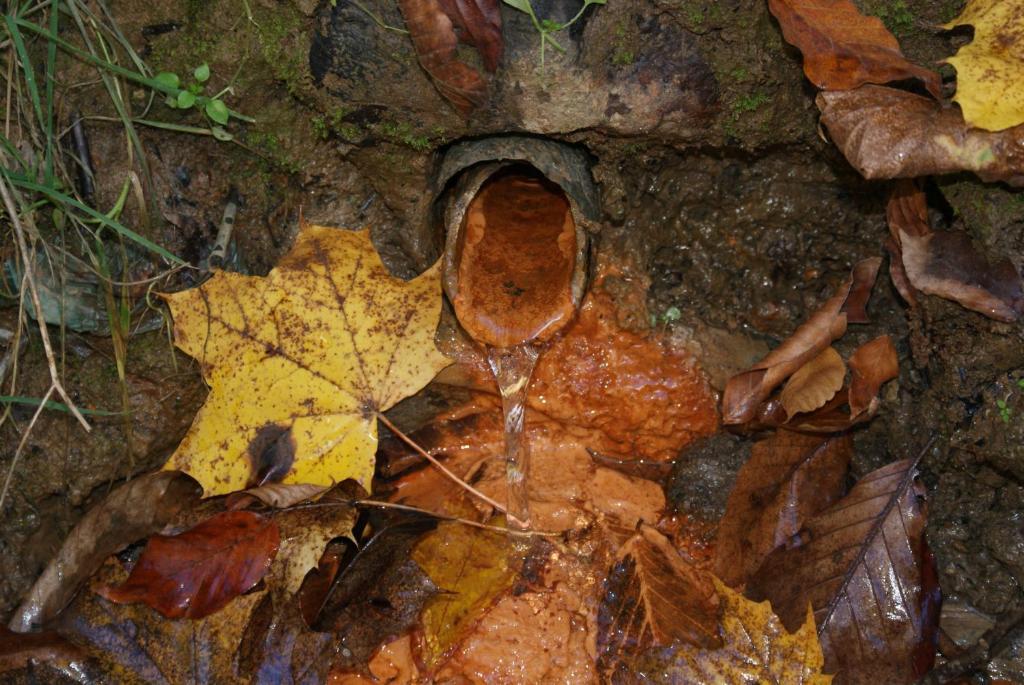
[997,398,1012,423]
[156,64,234,139]
[649,305,682,328]
[502,0,607,67]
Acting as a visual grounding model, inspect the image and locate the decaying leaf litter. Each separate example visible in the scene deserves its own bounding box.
[1,0,1023,683]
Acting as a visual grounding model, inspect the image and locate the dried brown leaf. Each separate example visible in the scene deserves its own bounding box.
[818,86,1024,187]
[747,459,939,685]
[768,0,941,97]
[398,0,487,114]
[226,483,330,510]
[722,258,880,425]
[847,335,898,419]
[714,431,852,588]
[598,524,721,679]
[435,0,502,72]
[780,347,846,417]
[8,471,202,632]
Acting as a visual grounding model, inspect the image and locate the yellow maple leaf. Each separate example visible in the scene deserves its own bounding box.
[944,0,1024,131]
[637,577,832,684]
[161,225,451,496]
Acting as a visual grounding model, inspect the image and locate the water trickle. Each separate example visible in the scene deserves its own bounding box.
[486,344,540,530]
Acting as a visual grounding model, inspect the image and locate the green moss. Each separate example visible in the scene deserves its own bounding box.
[863,0,914,36]
[375,120,434,152]
[732,92,770,116]
[609,21,636,66]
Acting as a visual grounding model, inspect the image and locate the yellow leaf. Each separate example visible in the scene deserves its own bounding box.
[944,0,1024,131]
[161,225,451,496]
[638,577,832,684]
[411,521,516,670]
[779,346,845,416]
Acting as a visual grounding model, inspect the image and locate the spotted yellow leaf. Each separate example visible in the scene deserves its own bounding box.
[944,0,1024,131]
[635,577,832,684]
[162,225,451,496]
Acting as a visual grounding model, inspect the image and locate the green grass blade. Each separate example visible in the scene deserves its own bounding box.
[0,394,124,416]
[44,0,58,186]
[4,15,47,154]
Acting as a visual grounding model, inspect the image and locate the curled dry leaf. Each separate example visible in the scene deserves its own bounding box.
[714,430,852,588]
[397,0,487,114]
[227,482,330,510]
[767,0,941,97]
[9,470,202,632]
[411,520,517,671]
[747,459,939,685]
[598,525,720,680]
[161,225,451,496]
[884,180,928,307]
[633,578,832,685]
[98,510,280,620]
[435,0,502,72]
[818,86,1024,187]
[943,0,1024,131]
[780,347,846,417]
[722,258,880,425]
[847,335,898,419]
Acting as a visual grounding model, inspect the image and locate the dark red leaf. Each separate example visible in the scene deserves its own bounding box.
[435,0,502,72]
[98,510,280,620]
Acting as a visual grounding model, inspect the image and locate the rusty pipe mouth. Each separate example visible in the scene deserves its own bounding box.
[441,162,589,349]
[434,136,597,349]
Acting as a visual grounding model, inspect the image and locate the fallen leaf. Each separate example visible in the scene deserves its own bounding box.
[411,520,517,671]
[436,0,503,71]
[162,225,451,496]
[943,0,1024,131]
[0,626,93,679]
[227,482,331,510]
[722,258,880,425]
[884,180,928,307]
[598,524,720,680]
[899,230,1024,323]
[780,347,846,417]
[267,497,359,597]
[98,510,280,620]
[818,86,1024,187]
[747,459,938,684]
[633,577,832,684]
[313,518,440,675]
[59,556,266,684]
[8,471,202,632]
[714,430,852,588]
[767,0,940,97]
[847,335,898,419]
[398,0,487,114]
[329,635,421,684]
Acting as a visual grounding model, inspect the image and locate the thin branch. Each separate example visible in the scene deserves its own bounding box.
[0,171,90,431]
[0,384,55,510]
[376,411,527,528]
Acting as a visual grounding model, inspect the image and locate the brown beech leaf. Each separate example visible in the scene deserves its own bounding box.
[767,0,941,98]
[747,459,938,685]
[780,347,846,417]
[818,86,1024,187]
[714,430,852,588]
[598,524,721,679]
[98,510,280,620]
[226,482,330,510]
[722,258,880,425]
[435,0,502,72]
[0,626,93,679]
[398,0,486,114]
[9,471,202,632]
[900,231,1024,323]
[847,335,898,419]
[885,181,929,307]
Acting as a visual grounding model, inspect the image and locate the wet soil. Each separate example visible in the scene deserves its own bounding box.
[2,0,1022,679]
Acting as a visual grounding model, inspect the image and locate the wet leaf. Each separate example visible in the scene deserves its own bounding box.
[398,0,487,114]
[0,626,93,679]
[899,230,1024,323]
[847,335,898,419]
[436,0,503,72]
[98,510,280,620]
[59,556,265,684]
[161,225,451,496]
[767,0,940,98]
[9,471,202,632]
[747,459,938,685]
[266,496,358,597]
[226,482,331,510]
[411,520,517,670]
[722,258,880,425]
[714,430,852,588]
[780,347,846,417]
[884,180,928,307]
[943,0,1024,131]
[818,86,1024,187]
[312,518,439,675]
[598,524,720,679]
[634,578,832,685]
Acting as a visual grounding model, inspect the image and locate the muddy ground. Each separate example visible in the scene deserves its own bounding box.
[2,0,1023,678]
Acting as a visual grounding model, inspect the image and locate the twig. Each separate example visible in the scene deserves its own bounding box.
[0,171,90,431]
[376,412,527,528]
[0,385,55,511]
